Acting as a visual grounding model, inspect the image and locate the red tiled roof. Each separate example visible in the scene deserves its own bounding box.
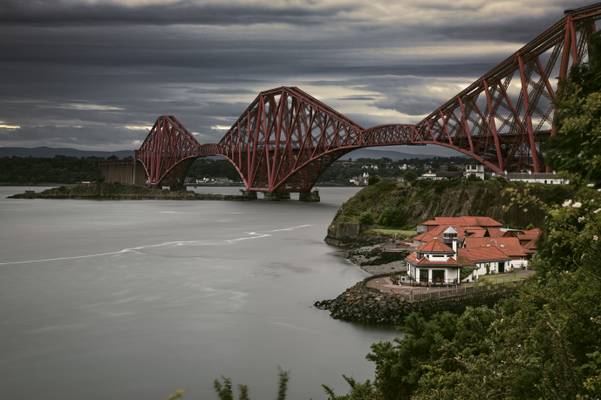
[414,224,485,243]
[464,227,487,237]
[421,216,503,227]
[464,237,528,258]
[417,239,454,253]
[413,225,448,243]
[518,228,542,242]
[487,228,527,238]
[486,228,505,237]
[405,252,461,267]
[458,247,511,263]
[522,239,538,253]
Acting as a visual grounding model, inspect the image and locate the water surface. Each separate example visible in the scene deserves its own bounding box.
[0,186,397,399]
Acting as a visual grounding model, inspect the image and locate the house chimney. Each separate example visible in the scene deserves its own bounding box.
[451,238,458,258]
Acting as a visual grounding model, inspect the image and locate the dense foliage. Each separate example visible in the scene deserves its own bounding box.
[0,156,103,184]
[0,156,244,185]
[328,178,575,234]
[323,188,600,400]
[546,33,601,183]
[187,159,242,182]
[0,155,463,186]
[317,157,467,185]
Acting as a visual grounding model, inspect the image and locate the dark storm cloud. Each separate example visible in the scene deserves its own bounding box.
[0,0,353,26]
[0,0,591,151]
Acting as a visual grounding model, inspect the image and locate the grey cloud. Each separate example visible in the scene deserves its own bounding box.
[0,0,353,26]
[0,0,588,151]
[337,96,378,101]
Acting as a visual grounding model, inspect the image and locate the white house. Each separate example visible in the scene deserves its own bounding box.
[459,246,512,282]
[405,228,462,285]
[405,224,532,285]
[463,164,485,180]
[349,172,370,186]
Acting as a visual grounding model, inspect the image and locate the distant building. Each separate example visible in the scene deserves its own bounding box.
[349,172,370,186]
[464,164,485,180]
[500,171,569,185]
[418,169,445,181]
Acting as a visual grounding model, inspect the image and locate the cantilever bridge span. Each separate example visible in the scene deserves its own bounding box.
[135,4,601,193]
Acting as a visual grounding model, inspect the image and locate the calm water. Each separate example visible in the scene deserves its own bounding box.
[0,186,397,400]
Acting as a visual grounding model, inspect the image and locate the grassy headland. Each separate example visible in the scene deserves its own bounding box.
[8,182,248,200]
[326,178,577,246]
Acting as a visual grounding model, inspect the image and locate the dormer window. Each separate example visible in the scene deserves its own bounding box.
[442,226,458,240]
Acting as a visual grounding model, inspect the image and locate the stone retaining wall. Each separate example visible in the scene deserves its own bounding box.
[315,274,522,325]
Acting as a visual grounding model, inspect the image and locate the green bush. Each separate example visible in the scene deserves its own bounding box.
[359,211,375,226]
[377,207,408,228]
[368,175,381,185]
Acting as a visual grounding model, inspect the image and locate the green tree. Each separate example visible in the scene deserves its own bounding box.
[359,211,375,226]
[545,32,601,182]
[368,175,381,185]
[403,170,418,183]
[377,207,408,228]
[209,370,288,400]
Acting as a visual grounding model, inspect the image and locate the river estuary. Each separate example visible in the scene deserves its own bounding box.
[0,186,397,400]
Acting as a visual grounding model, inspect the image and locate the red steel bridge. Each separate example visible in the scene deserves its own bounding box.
[135,3,601,194]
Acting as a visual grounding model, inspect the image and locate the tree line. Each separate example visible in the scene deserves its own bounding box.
[0,154,469,186]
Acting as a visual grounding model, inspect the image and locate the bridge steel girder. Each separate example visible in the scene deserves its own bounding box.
[217,86,365,192]
[135,3,601,191]
[413,4,601,173]
[135,115,202,186]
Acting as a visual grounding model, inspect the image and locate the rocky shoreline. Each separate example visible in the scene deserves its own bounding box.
[314,276,522,325]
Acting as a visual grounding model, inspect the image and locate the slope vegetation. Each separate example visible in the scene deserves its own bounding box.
[327,178,575,245]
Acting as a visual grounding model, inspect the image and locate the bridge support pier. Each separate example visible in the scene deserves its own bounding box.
[299,190,320,202]
[239,190,258,200]
[263,191,291,201]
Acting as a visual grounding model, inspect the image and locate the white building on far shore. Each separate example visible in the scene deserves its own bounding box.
[418,170,446,181]
[500,171,569,185]
[464,164,485,180]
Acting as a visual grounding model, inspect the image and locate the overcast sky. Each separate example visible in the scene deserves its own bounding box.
[0,0,588,154]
